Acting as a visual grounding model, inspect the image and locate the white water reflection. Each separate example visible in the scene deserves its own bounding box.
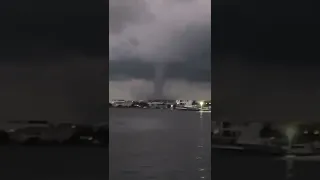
[279,155,320,179]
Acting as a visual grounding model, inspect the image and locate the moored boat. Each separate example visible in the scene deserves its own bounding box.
[212,121,320,156]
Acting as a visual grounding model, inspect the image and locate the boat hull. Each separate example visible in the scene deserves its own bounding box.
[212,144,286,157]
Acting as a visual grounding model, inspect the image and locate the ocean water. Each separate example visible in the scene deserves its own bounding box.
[211,150,320,180]
[0,108,211,180]
[109,108,211,180]
[0,146,109,180]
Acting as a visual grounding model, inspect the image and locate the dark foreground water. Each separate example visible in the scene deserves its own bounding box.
[0,109,210,180]
[212,147,320,180]
[109,109,211,180]
[0,146,109,180]
[0,121,110,180]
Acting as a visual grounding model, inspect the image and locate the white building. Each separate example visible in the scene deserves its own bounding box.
[176,100,194,106]
[110,100,133,107]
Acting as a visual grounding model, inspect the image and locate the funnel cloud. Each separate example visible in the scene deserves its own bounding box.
[153,63,166,99]
[109,0,211,100]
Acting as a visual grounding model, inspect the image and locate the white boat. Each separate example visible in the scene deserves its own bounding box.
[175,106,200,111]
[0,120,108,146]
[211,121,320,155]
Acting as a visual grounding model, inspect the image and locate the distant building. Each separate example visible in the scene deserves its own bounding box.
[110,99,125,104]
[110,100,133,107]
[176,100,194,105]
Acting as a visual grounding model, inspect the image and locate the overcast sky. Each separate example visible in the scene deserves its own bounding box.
[109,0,211,100]
[0,0,108,122]
[213,0,320,122]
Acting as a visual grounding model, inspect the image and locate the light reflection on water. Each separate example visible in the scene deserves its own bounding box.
[281,155,320,179]
[109,109,211,180]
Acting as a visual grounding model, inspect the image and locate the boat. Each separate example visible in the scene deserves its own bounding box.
[211,121,320,156]
[0,120,108,146]
[175,106,200,111]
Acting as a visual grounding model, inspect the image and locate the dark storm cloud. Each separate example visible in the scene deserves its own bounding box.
[109,22,211,82]
[213,1,320,121]
[109,0,211,82]
[110,79,211,100]
[212,58,320,121]
[109,60,210,82]
[0,0,108,59]
[109,0,210,62]
[0,1,108,121]
[213,0,320,62]
[109,0,211,99]
[0,59,108,122]
[109,0,155,33]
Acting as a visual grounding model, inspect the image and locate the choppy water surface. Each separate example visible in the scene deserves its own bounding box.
[109,109,211,180]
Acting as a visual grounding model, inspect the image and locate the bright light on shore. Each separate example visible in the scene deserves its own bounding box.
[199,101,204,107]
[286,126,297,142]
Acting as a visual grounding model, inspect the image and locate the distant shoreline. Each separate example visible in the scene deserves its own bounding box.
[109,107,211,113]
